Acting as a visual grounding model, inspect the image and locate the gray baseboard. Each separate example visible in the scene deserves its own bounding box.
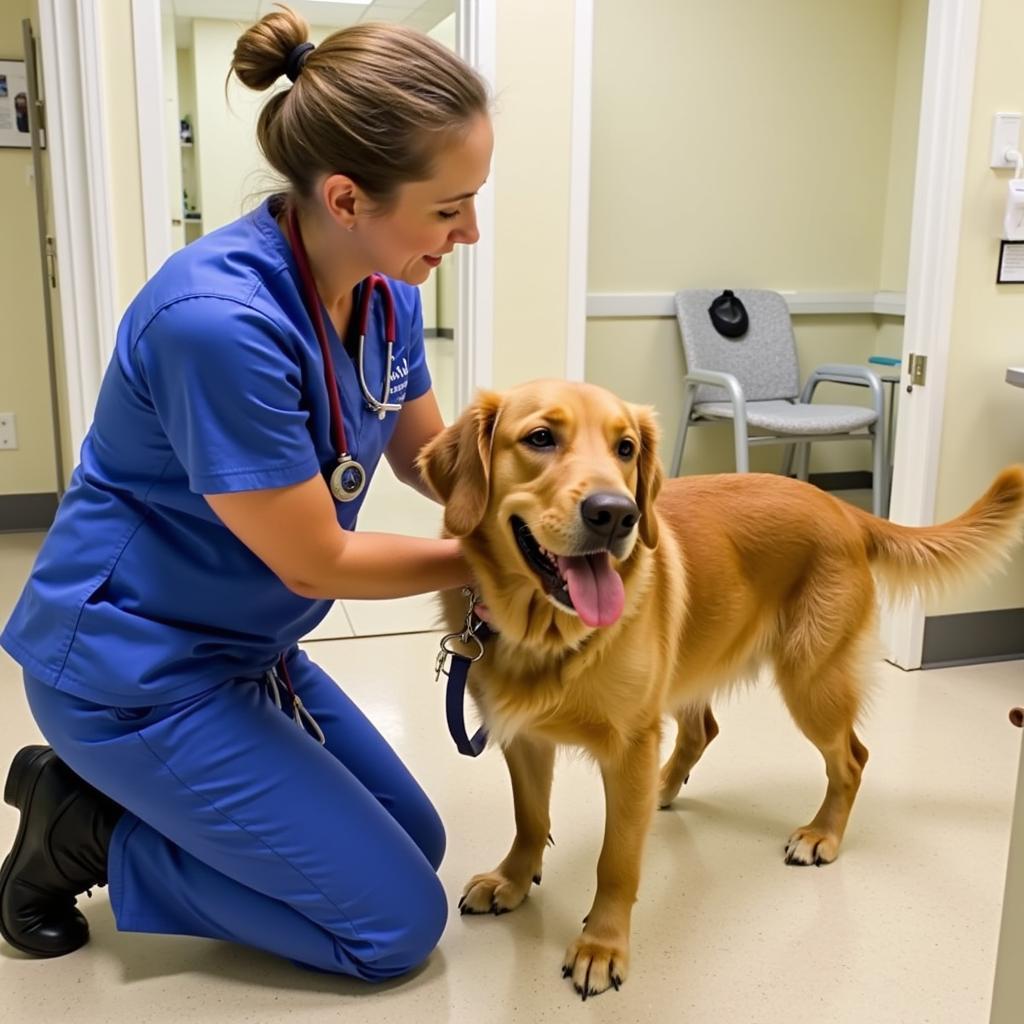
[0,493,58,533]
[922,608,1024,668]
[807,470,874,492]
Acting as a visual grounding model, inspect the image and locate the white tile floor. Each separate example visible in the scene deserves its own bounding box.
[2,530,1023,1023]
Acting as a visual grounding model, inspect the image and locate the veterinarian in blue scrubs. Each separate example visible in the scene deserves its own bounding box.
[0,10,492,980]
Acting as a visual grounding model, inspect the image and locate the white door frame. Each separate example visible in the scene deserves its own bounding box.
[880,0,981,669]
[564,0,594,382]
[455,0,496,404]
[35,0,119,461]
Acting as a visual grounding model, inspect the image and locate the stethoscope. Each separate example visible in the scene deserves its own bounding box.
[286,206,402,503]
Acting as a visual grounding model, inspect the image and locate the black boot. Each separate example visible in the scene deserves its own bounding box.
[0,745,123,958]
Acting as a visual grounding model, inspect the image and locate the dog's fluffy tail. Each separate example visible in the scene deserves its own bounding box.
[848,465,1024,600]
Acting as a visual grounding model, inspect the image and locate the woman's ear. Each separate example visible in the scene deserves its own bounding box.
[633,404,664,548]
[417,390,502,537]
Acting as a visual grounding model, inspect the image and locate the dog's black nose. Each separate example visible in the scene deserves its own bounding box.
[580,492,639,541]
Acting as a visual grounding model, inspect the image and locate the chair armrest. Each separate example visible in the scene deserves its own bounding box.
[683,370,750,472]
[685,369,748,424]
[685,369,746,408]
[800,363,884,419]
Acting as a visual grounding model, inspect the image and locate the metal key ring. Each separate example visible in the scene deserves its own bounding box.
[439,630,485,663]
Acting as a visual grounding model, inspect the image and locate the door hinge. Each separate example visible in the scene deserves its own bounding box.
[45,235,56,287]
[907,353,927,389]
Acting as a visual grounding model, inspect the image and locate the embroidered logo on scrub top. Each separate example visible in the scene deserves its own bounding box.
[389,357,410,402]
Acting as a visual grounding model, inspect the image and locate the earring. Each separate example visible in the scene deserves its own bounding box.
[347,224,355,233]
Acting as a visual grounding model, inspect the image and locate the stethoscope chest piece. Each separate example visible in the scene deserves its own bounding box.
[330,454,367,502]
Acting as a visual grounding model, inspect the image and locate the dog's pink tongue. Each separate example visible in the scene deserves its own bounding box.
[557,552,625,628]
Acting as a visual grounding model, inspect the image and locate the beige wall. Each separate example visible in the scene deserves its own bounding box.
[0,0,54,496]
[491,0,576,387]
[586,0,924,475]
[930,0,1024,616]
[879,0,928,291]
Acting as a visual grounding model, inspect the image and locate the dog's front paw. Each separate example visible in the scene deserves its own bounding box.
[562,932,628,1000]
[459,869,534,916]
[784,826,839,866]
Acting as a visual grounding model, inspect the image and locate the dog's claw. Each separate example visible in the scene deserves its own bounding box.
[611,975,621,991]
[547,832,555,847]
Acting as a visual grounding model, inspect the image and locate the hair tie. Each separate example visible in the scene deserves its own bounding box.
[285,42,315,83]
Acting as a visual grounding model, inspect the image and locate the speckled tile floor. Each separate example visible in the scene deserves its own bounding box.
[2,531,1022,1023]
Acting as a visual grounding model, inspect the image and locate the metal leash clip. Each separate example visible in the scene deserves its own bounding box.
[435,587,485,682]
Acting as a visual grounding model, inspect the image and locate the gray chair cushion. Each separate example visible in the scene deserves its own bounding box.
[675,289,801,404]
[694,399,878,435]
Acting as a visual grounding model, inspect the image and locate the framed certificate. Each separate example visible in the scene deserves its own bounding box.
[0,59,33,148]
[997,240,1024,284]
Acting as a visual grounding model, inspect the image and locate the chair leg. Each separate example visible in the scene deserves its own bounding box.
[796,442,811,481]
[781,443,797,477]
[871,426,886,518]
[671,387,697,477]
[729,405,753,473]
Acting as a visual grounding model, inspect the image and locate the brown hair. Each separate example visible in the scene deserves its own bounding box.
[229,5,489,209]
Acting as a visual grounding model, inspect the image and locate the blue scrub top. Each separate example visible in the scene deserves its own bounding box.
[1,197,431,707]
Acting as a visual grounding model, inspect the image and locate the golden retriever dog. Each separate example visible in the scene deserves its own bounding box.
[417,379,1024,999]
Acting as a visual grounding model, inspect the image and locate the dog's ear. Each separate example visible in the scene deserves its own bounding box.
[416,390,502,537]
[633,404,664,548]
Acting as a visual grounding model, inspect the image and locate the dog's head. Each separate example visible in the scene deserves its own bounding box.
[417,380,663,646]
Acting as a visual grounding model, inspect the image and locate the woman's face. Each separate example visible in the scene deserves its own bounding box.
[358,113,493,285]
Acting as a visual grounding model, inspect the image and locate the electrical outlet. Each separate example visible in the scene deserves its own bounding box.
[0,412,18,450]
[991,112,1022,168]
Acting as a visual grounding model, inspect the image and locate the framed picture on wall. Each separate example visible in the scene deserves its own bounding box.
[0,59,38,149]
[997,240,1024,284]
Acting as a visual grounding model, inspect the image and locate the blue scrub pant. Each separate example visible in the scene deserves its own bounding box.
[21,647,447,980]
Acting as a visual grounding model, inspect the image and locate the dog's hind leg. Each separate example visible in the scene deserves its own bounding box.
[773,653,870,866]
[658,703,719,808]
[460,733,555,915]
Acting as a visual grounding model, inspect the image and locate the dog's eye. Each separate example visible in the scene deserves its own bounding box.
[617,438,636,459]
[523,428,556,450]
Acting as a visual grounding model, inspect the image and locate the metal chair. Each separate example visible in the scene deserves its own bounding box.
[671,289,888,516]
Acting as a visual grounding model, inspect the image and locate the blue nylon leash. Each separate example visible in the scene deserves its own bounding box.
[435,589,492,757]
